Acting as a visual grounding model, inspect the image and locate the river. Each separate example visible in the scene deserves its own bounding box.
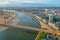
[0,11,41,40]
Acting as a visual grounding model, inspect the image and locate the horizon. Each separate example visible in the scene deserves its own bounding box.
[0,0,60,7]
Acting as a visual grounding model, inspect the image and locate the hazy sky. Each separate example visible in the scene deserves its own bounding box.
[0,0,60,7]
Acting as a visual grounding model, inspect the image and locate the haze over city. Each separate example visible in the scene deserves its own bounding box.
[0,0,60,7]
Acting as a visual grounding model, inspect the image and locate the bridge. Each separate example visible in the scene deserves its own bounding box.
[0,10,60,36]
[1,23,60,36]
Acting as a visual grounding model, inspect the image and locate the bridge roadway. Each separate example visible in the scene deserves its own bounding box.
[4,23,60,36]
[2,10,60,36]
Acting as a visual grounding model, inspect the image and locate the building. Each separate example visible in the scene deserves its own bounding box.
[45,9,56,22]
[46,35,58,40]
[56,22,60,28]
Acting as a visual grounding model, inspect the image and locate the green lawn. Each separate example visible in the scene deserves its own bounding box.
[35,32,47,40]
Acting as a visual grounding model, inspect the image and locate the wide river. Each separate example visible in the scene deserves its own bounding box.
[0,11,41,40]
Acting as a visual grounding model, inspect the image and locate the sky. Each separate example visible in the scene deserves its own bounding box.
[0,0,60,7]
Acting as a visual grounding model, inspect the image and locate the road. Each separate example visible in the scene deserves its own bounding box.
[2,23,59,36]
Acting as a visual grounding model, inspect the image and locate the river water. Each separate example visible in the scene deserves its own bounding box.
[0,11,41,40]
[15,12,41,28]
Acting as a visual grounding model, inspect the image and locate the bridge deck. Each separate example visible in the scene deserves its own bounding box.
[3,23,59,36]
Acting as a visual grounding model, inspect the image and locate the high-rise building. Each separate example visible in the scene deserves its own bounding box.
[45,9,56,22]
